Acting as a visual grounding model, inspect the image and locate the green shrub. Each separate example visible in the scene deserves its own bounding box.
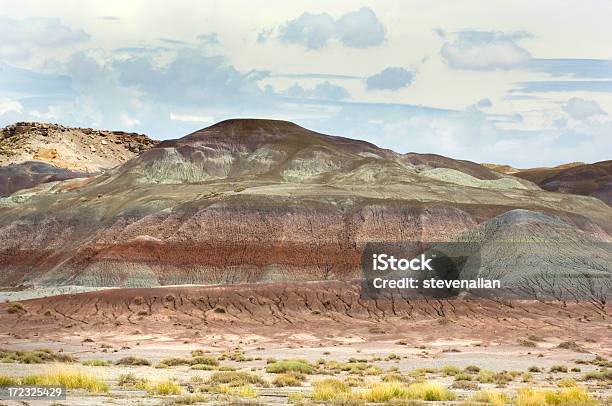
[464,365,481,374]
[190,356,218,366]
[550,364,568,373]
[0,348,76,364]
[265,359,315,374]
[191,364,214,370]
[441,365,460,376]
[159,357,190,366]
[115,356,151,366]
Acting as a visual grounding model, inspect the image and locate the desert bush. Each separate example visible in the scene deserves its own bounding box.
[454,373,473,381]
[0,348,76,364]
[476,370,495,383]
[118,372,148,388]
[190,356,218,366]
[528,365,542,373]
[581,368,612,382]
[191,364,214,370]
[82,359,110,366]
[441,365,460,376]
[312,378,350,401]
[550,364,568,373]
[464,365,481,374]
[471,390,509,406]
[265,359,315,374]
[519,339,537,348]
[167,394,208,404]
[382,373,411,383]
[147,379,182,395]
[557,341,588,353]
[557,377,577,387]
[451,380,478,390]
[206,371,266,387]
[7,303,24,314]
[160,357,190,366]
[272,372,304,387]
[364,382,455,403]
[115,356,151,366]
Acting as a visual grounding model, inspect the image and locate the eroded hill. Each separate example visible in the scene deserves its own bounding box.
[0,119,610,290]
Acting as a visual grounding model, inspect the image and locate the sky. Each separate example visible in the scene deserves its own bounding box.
[0,1,611,167]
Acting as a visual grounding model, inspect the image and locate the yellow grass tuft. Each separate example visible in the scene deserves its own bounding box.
[516,387,596,406]
[312,378,350,401]
[20,367,108,393]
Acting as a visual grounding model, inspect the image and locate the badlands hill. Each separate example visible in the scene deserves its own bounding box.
[486,160,612,207]
[0,122,158,196]
[0,119,610,291]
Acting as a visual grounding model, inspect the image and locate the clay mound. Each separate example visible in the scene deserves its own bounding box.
[425,209,612,300]
[0,161,92,197]
[115,119,401,185]
[512,160,612,206]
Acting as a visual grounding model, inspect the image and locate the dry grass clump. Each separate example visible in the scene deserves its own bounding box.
[364,382,455,403]
[146,379,182,395]
[166,394,208,404]
[119,373,181,395]
[581,368,612,382]
[6,302,24,314]
[312,378,350,402]
[272,372,305,387]
[557,341,588,353]
[519,339,538,348]
[206,371,266,387]
[471,390,509,406]
[81,359,111,366]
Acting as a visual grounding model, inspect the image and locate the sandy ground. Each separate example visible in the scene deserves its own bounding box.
[0,283,610,405]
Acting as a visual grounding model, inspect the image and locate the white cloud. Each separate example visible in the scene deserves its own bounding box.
[441,31,532,70]
[170,113,214,123]
[285,81,350,100]
[563,97,607,120]
[0,17,89,61]
[366,67,414,91]
[0,97,23,115]
[119,113,140,128]
[276,7,385,50]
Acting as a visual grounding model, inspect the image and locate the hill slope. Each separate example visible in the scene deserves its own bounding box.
[0,119,609,288]
[513,160,612,207]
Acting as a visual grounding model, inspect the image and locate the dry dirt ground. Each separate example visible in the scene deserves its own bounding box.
[0,282,610,405]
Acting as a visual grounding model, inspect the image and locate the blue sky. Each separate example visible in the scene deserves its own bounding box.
[0,0,611,167]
